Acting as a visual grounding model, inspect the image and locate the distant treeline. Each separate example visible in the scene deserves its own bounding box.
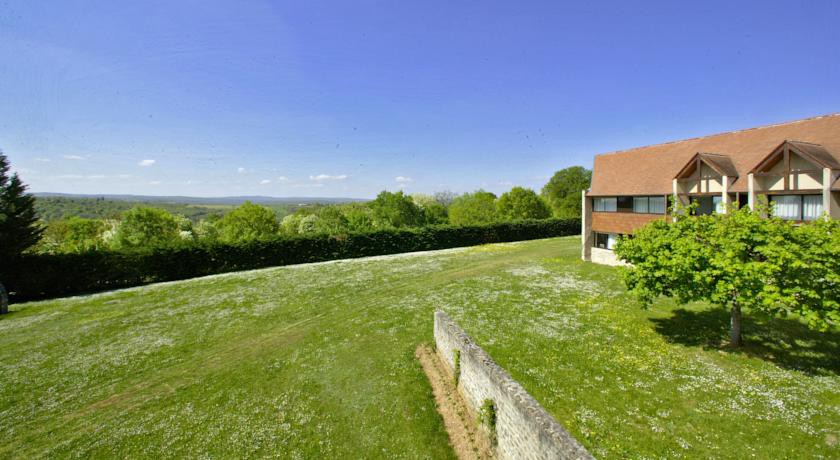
[8,218,581,302]
[34,196,298,222]
[32,167,591,254]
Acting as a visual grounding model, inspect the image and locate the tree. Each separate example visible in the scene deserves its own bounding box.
[615,206,840,347]
[342,203,375,232]
[433,190,457,207]
[39,217,106,253]
[113,206,182,249]
[0,153,43,260]
[297,214,320,234]
[368,191,425,228]
[411,193,448,225]
[314,206,350,234]
[194,214,222,242]
[448,190,497,226]
[496,187,551,220]
[217,201,279,242]
[541,166,592,218]
[0,151,43,312]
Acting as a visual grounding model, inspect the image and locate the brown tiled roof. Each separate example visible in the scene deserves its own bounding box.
[588,114,840,196]
[787,140,840,169]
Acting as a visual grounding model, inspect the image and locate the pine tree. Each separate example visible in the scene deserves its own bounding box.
[0,151,43,312]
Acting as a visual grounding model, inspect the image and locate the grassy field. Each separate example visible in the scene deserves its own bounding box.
[1,237,838,458]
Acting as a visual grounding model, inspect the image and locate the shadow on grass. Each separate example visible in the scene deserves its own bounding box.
[0,310,21,321]
[651,308,840,376]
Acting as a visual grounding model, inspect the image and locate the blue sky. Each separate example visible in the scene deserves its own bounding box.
[2,0,839,198]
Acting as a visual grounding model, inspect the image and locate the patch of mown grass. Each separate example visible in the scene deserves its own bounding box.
[0,237,837,458]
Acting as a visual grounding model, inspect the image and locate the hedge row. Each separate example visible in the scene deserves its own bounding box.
[3,218,580,303]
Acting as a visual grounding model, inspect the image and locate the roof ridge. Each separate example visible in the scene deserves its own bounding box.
[785,139,824,147]
[595,113,840,158]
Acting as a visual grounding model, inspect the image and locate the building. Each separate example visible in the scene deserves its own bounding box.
[582,114,840,265]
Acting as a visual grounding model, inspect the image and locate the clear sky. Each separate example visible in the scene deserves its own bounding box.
[2,0,839,198]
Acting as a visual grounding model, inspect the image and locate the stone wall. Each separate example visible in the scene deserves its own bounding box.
[433,311,593,460]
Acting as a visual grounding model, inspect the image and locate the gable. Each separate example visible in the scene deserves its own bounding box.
[588,114,840,196]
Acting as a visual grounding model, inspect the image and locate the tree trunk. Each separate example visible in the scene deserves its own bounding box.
[0,282,7,315]
[729,303,742,347]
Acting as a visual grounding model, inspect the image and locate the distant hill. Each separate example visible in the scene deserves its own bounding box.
[33,193,368,206]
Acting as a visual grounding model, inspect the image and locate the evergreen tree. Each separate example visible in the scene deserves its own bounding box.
[0,151,44,312]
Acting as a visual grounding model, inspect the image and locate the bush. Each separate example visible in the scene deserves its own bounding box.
[3,218,580,302]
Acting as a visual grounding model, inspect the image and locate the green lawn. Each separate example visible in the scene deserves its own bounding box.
[1,237,837,458]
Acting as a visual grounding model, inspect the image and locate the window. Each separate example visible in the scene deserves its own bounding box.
[802,195,823,220]
[771,195,823,221]
[617,196,633,212]
[633,197,648,213]
[649,196,666,214]
[632,196,666,214]
[593,232,619,250]
[713,195,724,214]
[692,196,716,215]
[596,196,665,214]
[593,197,617,212]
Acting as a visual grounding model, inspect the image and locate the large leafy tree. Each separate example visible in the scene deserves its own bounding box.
[541,166,592,218]
[368,190,425,228]
[0,151,43,312]
[39,216,106,253]
[411,193,448,225]
[217,201,279,242]
[615,207,839,347]
[113,206,182,249]
[313,206,350,234]
[342,203,375,232]
[496,186,551,220]
[448,190,497,226]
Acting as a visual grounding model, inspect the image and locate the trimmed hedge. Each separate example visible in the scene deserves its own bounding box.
[3,218,579,303]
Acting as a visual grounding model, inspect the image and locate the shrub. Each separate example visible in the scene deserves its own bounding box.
[4,218,580,302]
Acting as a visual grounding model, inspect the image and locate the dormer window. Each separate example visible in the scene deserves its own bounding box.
[750,140,839,192]
[674,152,738,197]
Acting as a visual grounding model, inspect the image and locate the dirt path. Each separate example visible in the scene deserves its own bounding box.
[416,344,494,460]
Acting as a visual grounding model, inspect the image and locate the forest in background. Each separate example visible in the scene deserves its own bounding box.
[30,167,591,254]
[32,195,330,222]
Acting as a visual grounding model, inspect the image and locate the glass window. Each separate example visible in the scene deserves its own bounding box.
[633,197,648,213]
[649,196,666,214]
[593,232,619,250]
[802,195,823,221]
[692,196,714,215]
[771,195,801,220]
[593,197,617,212]
[617,196,633,212]
[713,195,725,214]
[594,232,608,248]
